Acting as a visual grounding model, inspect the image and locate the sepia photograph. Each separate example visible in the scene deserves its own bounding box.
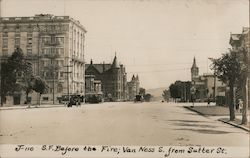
[0,0,249,157]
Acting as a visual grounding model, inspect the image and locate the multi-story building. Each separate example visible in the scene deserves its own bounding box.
[0,14,86,104]
[85,55,127,101]
[127,74,140,101]
[190,57,225,102]
[85,74,102,102]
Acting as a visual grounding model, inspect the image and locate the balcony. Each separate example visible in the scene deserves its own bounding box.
[43,41,63,46]
[72,55,85,64]
[41,53,61,59]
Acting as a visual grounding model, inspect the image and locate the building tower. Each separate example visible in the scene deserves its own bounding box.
[135,74,140,94]
[111,55,120,100]
[191,57,199,81]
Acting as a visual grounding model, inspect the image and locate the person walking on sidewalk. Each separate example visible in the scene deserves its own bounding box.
[238,99,243,113]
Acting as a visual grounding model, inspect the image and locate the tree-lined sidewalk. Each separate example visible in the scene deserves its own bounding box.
[0,48,49,106]
[185,105,250,131]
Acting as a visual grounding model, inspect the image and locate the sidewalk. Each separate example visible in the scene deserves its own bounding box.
[0,104,65,110]
[184,105,250,132]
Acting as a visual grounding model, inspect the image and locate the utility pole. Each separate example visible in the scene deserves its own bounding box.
[63,64,72,103]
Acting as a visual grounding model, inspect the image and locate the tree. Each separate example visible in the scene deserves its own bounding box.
[162,89,170,101]
[1,48,32,105]
[11,48,33,104]
[1,48,33,105]
[0,62,16,105]
[169,82,182,101]
[211,51,242,121]
[32,76,49,106]
[235,48,248,125]
[139,88,146,96]
[144,93,152,102]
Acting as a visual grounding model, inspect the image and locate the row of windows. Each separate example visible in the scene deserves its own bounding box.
[2,32,32,37]
[40,60,64,67]
[2,37,32,48]
[41,48,64,56]
[1,36,64,49]
[41,71,65,78]
[42,37,64,45]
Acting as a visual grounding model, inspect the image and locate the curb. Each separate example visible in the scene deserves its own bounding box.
[184,106,249,132]
[0,105,66,111]
[183,106,241,116]
[183,106,209,117]
[218,119,250,132]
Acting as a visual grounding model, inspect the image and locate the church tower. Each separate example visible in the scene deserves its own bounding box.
[191,57,199,81]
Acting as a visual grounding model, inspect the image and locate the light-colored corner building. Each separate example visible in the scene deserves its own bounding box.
[191,57,226,102]
[0,14,86,105]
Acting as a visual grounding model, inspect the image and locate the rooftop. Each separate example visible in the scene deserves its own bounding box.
[0,14,86,32]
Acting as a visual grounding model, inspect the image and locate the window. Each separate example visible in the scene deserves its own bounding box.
[60,48,64,55]
[3,39,8,48]
[55,48,63,56]
[27,49,32,55]
[2,49,8,56]
[27,33,32,37]
[3,32,8,37]
[42,37,50,44]
[55,37,64,45]
[15,38,20,47]
[28,38,32,45]
[15,33,20,37]
[44,60,48,67]
[59,60,63,66]
[40,61,44,67]
[42,48,50,55]
[60,72,64,77]
[42,97,49,101]
[57,84,63,93]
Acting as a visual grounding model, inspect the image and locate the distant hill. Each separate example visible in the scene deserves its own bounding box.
[146,87,166,101]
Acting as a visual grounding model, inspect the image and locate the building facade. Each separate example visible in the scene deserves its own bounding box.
[0,14,86,104]
[85,55,127,101]
[85,74,102,102]
[191,57,225,102]
[127,74,140,101]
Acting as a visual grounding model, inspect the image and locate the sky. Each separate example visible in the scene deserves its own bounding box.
[1,0,249,89]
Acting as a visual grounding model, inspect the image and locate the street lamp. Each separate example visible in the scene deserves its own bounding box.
[63,60,73,104]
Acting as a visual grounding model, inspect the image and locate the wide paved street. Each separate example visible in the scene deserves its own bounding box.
[0,102,249,146]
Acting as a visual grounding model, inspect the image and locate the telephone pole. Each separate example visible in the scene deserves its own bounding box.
[63,64,72,102]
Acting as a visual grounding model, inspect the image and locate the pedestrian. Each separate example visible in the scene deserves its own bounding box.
[207,98,210,106]
[238,99,243,113]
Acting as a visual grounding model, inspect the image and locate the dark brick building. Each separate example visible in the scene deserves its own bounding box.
[85,55,127,101]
